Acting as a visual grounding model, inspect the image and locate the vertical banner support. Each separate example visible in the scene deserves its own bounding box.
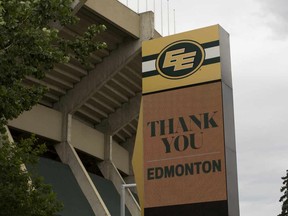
[133,25,239,216]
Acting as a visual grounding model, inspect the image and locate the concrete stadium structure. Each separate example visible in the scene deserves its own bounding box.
[7,0,160,215]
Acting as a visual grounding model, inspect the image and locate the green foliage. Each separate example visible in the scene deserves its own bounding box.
[0,0,107,215]
[0,0,107,131]
[279,170,288,216]
[0,136,63,216]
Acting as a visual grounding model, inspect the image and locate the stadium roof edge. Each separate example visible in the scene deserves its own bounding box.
[84,0,140,39]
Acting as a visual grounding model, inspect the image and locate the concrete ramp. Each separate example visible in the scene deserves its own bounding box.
[34,157,132,216]
[35,157,95,216]
[89,173,131,216]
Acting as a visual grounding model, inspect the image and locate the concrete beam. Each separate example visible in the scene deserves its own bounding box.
[112,140,130,174]
[56,141,111,216]
[2,127,32,185]
[8,105,62,142]
[84,0,140,38]
[54,12,154,114]
[7,104,130,173]
[72,0,87,14]
[50,0,87,31]
[54,40,140,113]
[96,93,141,135]
[98,161,141,216]
[56,113,111,216]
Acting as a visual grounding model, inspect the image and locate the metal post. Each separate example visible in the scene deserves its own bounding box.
[121,185,126,216]
[137,0,139,13]
[120,183,137,216]
[161,0,163,35]
[173,9,176,34]
[167,0,170,35]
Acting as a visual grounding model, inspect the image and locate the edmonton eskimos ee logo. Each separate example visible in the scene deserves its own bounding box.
[156,40,205,79]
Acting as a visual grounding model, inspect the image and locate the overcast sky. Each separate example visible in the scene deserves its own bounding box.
[121,1,288,215]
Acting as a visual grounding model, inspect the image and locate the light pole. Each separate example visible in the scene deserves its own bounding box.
[120,183,137,216]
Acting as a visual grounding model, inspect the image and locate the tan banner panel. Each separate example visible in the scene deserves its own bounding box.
[143,82,227,208]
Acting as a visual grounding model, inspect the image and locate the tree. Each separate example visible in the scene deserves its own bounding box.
[0,0,107,133]
[0,0,107,215]
[279,170,288,216]
[0,136,63,216]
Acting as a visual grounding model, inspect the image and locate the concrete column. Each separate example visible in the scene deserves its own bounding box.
[55,113,111,216]
[1,126,29,180]
[96,12,154,216]
[101,133,113,179]
[104,133,113,161]
[140,11,155,41]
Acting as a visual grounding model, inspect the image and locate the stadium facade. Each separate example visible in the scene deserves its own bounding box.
[8,0,158,215]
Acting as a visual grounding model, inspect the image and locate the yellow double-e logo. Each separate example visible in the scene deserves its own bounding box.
[156,40,205,79]
[163,48,197,71]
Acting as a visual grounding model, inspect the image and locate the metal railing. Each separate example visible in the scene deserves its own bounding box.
[120,183,137,216]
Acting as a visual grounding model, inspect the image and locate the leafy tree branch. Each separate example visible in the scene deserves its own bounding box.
[0,0,107,215]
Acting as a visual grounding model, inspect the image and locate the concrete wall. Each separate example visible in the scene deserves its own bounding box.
[85,0,140,38]
[71,119,105,160]
[8,105,62,141]
[8,105,130,174]
[112,140,130,174]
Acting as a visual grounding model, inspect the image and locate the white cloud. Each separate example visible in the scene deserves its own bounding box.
[256,0,288,38]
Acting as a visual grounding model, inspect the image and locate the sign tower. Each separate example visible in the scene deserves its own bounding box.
[133,25,239,216]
